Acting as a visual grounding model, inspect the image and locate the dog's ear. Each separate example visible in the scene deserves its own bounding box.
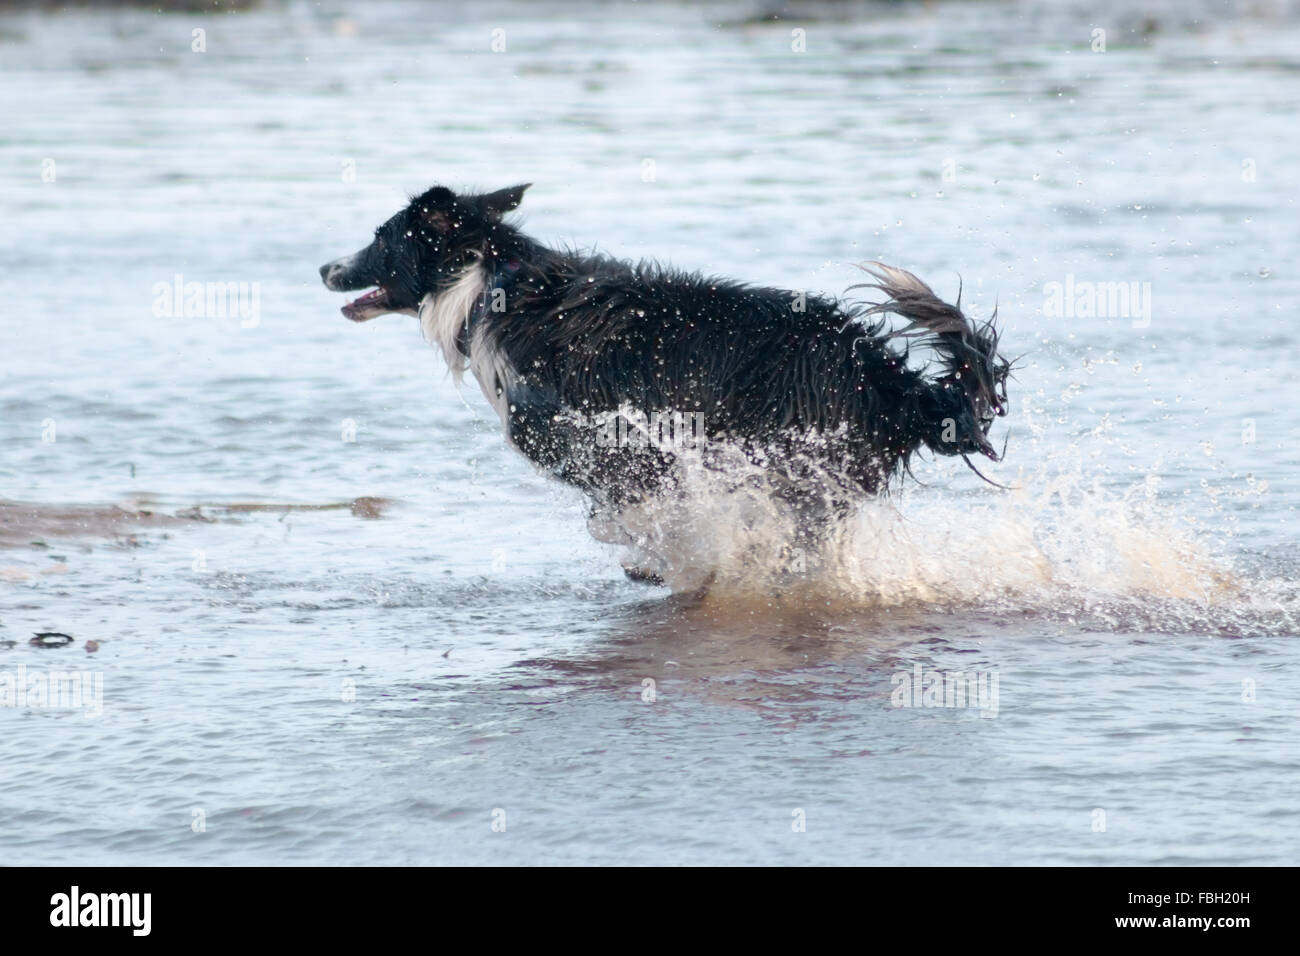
[481,183,530,221]
[414,185,459,231]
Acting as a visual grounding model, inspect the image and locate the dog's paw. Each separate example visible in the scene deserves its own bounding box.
[621,564,665,586]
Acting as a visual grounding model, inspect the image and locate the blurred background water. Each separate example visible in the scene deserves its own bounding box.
[1,0,1297,864]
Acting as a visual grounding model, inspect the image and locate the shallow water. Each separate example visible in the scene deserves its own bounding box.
[1,0,1298,865]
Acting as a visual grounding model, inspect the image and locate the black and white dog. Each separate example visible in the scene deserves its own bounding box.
[320,184,1009,565]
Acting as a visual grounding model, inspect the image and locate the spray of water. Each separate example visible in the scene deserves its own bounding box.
[586,428,1295,638]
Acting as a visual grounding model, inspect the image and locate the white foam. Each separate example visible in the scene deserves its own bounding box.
[593,433,1295,636]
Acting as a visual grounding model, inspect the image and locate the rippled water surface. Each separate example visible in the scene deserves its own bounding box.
[2,0,1298,865]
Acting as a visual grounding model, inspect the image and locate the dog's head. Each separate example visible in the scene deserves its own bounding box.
[918,372,1008,461]
[856,263,1011,470]
[319,183,530,321]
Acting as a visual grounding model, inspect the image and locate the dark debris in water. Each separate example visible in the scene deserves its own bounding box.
[30,631,74,648]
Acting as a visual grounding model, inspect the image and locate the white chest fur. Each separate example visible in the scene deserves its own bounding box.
[418,265,516,430]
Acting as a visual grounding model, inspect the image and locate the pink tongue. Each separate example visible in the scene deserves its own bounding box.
[350,288,384,306]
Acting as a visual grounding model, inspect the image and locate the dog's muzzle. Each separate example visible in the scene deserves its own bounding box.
[320,252,364,292]
[320,249,397,322]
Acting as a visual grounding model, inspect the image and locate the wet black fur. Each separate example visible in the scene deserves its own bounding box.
[321,184,1011,512]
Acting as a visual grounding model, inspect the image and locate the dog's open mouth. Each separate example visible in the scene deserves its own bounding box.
[341,287,391,322]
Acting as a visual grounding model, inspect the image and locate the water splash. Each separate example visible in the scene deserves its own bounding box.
[589,437,1296,638]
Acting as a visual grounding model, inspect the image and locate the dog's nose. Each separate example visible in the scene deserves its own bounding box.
[319,263,332,282]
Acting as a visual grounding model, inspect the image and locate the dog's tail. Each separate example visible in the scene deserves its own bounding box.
[854,262,1010,461]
